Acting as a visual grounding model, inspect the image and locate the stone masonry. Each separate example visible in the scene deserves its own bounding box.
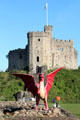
[7,25,78,73]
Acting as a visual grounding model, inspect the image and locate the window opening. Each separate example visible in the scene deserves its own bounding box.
[38,39,40,41]
[19,53,22,59]
[37,56,39,62]
[60,48,63,52]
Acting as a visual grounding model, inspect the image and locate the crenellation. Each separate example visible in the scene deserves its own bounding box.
[65,40,68,42]
[28,31,48,38]
[69,40,73,42]
[60,40,64,42]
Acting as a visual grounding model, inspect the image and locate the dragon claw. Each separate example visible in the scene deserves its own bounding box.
[35,105,38,111]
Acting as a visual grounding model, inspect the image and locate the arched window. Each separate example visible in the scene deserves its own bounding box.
[37,56,39,62]
[60,48,63,52]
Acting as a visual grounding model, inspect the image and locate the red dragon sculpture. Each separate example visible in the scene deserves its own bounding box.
[11,67,63,110]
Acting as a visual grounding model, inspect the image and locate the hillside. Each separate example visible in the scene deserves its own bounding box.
[0,68,80,103]
[48,68,80,103]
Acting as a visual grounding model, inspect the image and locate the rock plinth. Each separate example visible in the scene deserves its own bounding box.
[0,101,79,120]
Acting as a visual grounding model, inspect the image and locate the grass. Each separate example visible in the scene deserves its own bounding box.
[61,104,80,118]
[48,102,80,118]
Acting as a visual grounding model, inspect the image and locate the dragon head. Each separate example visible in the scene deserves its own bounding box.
[39,73,44,82]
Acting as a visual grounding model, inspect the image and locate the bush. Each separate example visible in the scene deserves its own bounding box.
[48,68,80,103]
[0,72,24,101]
[0,68,80,102]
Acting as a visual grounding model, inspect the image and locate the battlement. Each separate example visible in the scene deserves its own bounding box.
[9,48,25,54]
[27,25,53,39]
[69,40,74,42]
[55,39,64,42]
[27,32,48,38]
[64,40,74,46]
[54,39,74,48]
[44,25,53,32]
[55,39,73,43]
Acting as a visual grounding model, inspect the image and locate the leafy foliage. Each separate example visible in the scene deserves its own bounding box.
[0,71,24,101]
[48,68,80,103]
[0,68,80,103]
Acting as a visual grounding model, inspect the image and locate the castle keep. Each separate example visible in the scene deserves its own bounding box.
[8,25,78,73]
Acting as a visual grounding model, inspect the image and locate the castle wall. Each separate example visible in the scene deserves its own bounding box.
[8,48,28,71]
[27,25,78,72]
[50,39,78,69]
[8,25,78,72]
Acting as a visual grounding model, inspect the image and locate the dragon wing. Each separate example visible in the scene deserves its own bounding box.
[11,73,37,97]
[45,67,63,97]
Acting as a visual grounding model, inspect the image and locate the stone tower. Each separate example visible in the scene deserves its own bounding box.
[27,25,53,73]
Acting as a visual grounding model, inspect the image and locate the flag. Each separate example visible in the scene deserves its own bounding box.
[44,2,48,9]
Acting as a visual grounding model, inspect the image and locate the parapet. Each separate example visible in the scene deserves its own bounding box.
[65,40,74,46]
[55,39,73,43]
[27,25,53,38]
[65,40,68,42]
[9,48,25,55]
[27,31,48,38]
[65,40,73,43]
[69,40,74,43]
[55,39,64,42]
[54,39,74,47]
[44,25,53,33]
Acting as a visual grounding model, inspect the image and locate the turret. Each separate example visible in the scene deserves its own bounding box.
[44,25,53,37]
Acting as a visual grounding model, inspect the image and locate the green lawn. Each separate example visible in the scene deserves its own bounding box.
[48,103,80,118]
[61,104,80,118]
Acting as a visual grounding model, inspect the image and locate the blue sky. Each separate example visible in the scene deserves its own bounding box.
[0,0,80,71]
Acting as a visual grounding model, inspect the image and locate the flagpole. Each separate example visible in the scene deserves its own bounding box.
[46,3,48,26]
